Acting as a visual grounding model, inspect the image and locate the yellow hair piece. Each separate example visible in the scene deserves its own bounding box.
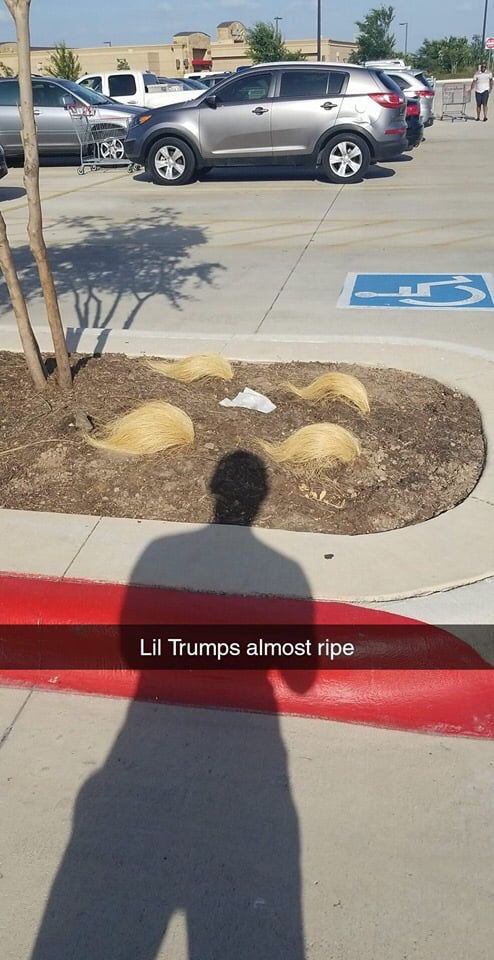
[258,423,360,467]
[86,401,194,456]
[145,354,233,383]
[282,372,370,414]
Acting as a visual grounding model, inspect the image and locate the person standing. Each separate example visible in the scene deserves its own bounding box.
[471,62,493,121]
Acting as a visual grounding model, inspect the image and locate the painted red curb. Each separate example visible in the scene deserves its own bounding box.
[0,573,492,738]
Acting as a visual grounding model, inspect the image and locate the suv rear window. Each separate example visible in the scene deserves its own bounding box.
[279,70,346,99]
[414,71,433,89]
[280,70,328,99]
[108,74,137,97]
[0,80,19,106]
[387,74,410,91]
[375,70,404,95]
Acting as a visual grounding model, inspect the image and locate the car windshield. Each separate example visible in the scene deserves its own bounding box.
[184,78,207,90]
[61,79,112,105]
[159,78,199,92]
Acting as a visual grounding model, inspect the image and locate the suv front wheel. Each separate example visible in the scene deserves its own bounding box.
[321,134,370,185]
[147,137,196,186]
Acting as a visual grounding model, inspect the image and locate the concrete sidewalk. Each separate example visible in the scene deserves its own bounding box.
[1,686,492,960]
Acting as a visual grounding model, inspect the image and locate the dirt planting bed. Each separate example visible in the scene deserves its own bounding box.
[0,352,485,535]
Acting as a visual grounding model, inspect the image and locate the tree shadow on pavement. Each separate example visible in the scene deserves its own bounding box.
[29,452,316,960]
[0,208,223,352]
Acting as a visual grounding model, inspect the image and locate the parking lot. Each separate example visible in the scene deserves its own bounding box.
[1,111,493,357]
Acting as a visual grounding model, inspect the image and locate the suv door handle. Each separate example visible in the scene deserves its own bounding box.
[321,102,337,110]
[252,106,269,115]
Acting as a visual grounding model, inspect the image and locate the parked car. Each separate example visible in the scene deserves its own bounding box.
[186,71,233,89]
[379,70,434,127]
[77,70,203,108]
[0,77,146,160]
[0,143,8,179]
[364,60,435,126]
[125,63,407,186]
[405,97,424,149]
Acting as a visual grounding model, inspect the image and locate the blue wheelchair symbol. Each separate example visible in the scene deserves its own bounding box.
[339,273,494,309]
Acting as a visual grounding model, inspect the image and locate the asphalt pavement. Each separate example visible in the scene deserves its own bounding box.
[1,114,493,354]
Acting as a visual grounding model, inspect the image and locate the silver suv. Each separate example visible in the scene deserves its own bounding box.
[381,69,435,127]
[125,63,407,186]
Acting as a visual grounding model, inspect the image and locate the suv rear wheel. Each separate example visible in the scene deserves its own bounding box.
[147,137,196,186]
[321,134,370,185]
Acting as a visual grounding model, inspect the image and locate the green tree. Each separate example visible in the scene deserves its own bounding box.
[246,22,305,63]
[46,41,81,81]
[283,48,306,61]
[117,58,130,70]
[415,36,474,75]
[350,5,396,63]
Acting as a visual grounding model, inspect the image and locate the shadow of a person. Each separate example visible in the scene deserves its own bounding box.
[30,453,316,960]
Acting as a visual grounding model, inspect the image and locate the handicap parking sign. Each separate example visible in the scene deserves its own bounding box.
[338,273,494,310]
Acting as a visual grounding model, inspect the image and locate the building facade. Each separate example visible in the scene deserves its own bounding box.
[211,22,356,72]
[0,23,356,79]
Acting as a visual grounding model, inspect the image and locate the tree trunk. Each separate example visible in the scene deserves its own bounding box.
[6,0,72,390]
[0,210,46,390]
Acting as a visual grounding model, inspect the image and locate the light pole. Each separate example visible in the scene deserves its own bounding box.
[399,22,409,57]
[317,0,322,60]
[274,17,283,38]
[481,0,489,50]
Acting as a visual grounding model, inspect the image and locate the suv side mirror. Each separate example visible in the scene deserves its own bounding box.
[205,93,219,109]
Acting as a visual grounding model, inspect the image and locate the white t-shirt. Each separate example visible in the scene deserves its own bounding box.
[473,71,493,94]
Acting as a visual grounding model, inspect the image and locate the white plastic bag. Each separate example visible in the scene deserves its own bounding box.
[219,387,276,414]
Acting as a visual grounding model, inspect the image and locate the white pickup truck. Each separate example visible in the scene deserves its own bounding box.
[77,70,202,108]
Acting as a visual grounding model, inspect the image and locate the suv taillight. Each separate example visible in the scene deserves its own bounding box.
[369,92,405,108]
[406,102,420,116]
[417,89,434,98]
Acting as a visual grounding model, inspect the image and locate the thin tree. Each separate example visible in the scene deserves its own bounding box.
[246,22,305,64]
[46,41,81,81]
[3,0,72,389]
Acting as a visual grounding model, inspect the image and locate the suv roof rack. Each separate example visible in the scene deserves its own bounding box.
[248,60,362,70]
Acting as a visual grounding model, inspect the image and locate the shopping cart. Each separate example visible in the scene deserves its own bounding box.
[67,105,138,175]
[440,82,470,121]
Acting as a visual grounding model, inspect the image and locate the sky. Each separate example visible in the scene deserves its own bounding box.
[0,1,491,54]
